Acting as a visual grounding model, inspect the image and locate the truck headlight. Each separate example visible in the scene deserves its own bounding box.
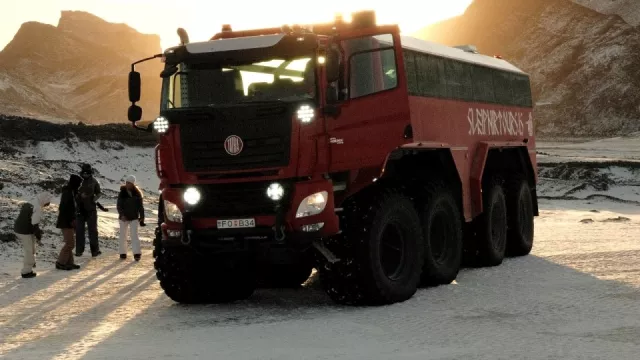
[164,200,182,223]
[267,182,285,201]
[183,187,201,206]
[296,104,314,123]
[154,116,169,133]
[296,191,328,218]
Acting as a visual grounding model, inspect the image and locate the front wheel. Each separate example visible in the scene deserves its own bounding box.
[155,247,256,304]
[153,194,164,259]
[320,189,424,305]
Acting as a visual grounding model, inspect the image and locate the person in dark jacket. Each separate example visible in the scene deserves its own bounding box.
[117,175,146,261]
[75,164,102,257]
[55,174,83,271]
[14,192,52,278]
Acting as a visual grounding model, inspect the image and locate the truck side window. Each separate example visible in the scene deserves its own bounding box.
[343,34,397,99]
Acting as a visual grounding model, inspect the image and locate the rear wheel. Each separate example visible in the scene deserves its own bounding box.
[155,247,256,304]
[506,179,534,257]
[476,180,508,267]
[420,183,463,286]
[319,189,424,305]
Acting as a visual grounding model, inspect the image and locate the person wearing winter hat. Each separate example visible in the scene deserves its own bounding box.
[75,163,102,257]
[117,175,146,261]
[13,192,53,278]
[55,174,83,271]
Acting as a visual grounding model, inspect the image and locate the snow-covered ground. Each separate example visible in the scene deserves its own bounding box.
[1,136,639,359]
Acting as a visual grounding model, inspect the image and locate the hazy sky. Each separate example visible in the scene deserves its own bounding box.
[1,0,472,51]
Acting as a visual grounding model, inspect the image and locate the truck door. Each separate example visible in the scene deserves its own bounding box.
[325,33,411,174]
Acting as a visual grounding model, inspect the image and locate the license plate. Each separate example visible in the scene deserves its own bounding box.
[217,218,256,229]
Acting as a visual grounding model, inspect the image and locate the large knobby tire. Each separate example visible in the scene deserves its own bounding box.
[476,180,508,267]
[506,179,535,257]
[155,247,256,304]
[259,262,314,288]
[420,184,463,286]
[320,190,424,306]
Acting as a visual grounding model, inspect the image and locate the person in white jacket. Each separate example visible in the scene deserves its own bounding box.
[13,192,53,278]
[117,175,146,261]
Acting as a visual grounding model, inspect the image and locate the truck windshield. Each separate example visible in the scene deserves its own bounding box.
[160,56,315,109]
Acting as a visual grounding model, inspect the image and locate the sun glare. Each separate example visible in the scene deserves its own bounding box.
[1,1,472,53]
[154,1,473,50]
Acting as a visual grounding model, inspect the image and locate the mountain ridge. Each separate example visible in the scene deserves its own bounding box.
[0,11,162,124]
[573,0,640,27]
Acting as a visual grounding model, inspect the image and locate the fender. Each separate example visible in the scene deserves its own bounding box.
[380,142,471,221]
[469,141,532,218]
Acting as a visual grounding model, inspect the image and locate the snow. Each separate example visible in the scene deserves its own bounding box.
[397,35,527,75]
[26,137,159,193]
[587,44,627,68]
[1,135,640,359]
[0,77,11,91]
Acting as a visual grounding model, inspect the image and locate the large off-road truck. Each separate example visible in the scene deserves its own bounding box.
[127,11,537,305]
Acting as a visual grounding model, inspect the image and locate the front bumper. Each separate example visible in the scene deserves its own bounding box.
[159,178,339,253]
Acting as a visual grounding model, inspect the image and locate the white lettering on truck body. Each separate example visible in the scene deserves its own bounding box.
[467,108,531,137]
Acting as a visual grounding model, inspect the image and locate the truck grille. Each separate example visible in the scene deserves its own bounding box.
[173,104,292,172]
[189,181,292,217]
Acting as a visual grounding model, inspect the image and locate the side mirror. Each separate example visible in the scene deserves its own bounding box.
[326,49,340,83]
[128,71,141,103]
[128,105,142,122]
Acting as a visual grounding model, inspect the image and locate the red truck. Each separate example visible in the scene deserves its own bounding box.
[127,10,537,305]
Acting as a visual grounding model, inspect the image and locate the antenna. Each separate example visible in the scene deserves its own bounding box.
[177,28,190,45]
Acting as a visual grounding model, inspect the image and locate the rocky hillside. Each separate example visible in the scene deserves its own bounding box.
[574,0,640,26]
[416,0,640,137]
[0,11,162,124]
[0,114,157,147]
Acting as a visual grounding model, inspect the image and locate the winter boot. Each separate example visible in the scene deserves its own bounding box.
[134,254,141,262]
[120,254,127,260]
[21,271,36,278]
[56,262,73,271]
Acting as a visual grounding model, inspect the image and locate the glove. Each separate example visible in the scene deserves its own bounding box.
[97,202,109,212]
[34,228,43,241]
[36,239,44,246]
